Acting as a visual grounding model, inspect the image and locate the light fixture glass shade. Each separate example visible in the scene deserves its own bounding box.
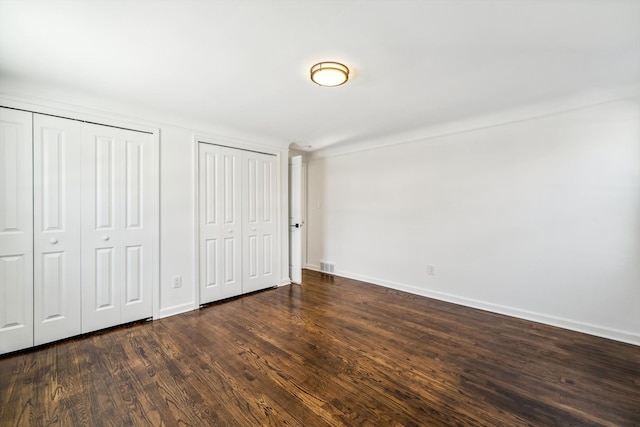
[310,62,349,87]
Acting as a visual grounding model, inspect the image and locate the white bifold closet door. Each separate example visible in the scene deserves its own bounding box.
[199,143,277,304]
[199,145,243,303]
[81,123,155,333]
[242,151,277,294]
[0,109,33,354]
[33,115,82,345]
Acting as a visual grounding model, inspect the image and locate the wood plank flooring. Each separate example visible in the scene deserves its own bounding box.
[1,269,639,426]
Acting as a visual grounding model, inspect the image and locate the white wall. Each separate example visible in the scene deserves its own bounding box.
[157,125,197,317]
[0,92,291,321]
[307,98,640,345]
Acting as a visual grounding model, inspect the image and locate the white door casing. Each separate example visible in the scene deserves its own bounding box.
[243,151,277,293]
[288,155,302,284]
[81,124,154,333]
[0,108,33,354]
[33,115,82,345]
[199,144,242,304]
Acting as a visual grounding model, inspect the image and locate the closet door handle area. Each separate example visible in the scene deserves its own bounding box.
[102,235,110,241]
[228,229,233,233]
[50,238,58,244]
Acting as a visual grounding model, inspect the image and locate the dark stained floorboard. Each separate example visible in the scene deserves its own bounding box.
[1,269,639,426]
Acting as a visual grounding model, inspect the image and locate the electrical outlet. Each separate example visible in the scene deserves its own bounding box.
[426,265,435,276]
[173,276,182,288]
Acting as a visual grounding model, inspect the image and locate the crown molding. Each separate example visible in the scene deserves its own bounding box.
[309,86,640,160]
[0,81,289,151]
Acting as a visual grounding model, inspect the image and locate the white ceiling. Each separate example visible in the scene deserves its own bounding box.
[1,0,639,151]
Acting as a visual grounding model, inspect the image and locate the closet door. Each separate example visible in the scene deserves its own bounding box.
[119,129,155,323]
[0,108,33,354]
[199,144,242,304]
[243,151,277,293]
[81,124,154,333]
[33,115,82,345]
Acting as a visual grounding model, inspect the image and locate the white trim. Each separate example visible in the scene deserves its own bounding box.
[195,134,281,157]
[157,302,197,319]
[193,137,201,309]
[300,161,308,270]
[309,90,640,160]
[308,267,640,346]
[0,91,288,150]
[1,96,159,135]
[277,150,285,290]
[151,129,161,320]
[279,149,290,291]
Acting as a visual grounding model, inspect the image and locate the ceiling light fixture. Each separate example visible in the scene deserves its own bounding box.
[310,62,349,87]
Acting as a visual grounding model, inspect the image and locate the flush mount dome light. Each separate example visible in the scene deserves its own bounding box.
[310,62,349,87]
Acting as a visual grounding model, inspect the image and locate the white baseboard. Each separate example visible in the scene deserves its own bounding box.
[156,302,197,319]
[314,268,640,346]
[278,279,292,287]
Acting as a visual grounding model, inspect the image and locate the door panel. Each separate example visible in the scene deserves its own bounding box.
[95,247,116,309]
[263,234,273,275]
[0,108,33,354]
[33,115,82,345]
[223,153,238,225]
[243,152,277,293]
[41,252,63,320]
[119,130,153,323]
[199,147,222,302]
[199,144,242,303]
[125,245,143,303]
[82,125,154,332]
[0,255,31,353]
[221,150,242,298]
[224,238,236,283]
[247,158,258,223]
[263,160,274,224]
[125,140,143,228]
[261,158,276,281]
[82,125,120,332]
[204,238,219,290]
[95,135,115,230]
[245,157,259,282]
[248,234,258,279]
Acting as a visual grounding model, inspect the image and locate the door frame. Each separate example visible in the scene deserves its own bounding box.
[289,155,303,283]
[301,161,307,270]
[287,151,308,275]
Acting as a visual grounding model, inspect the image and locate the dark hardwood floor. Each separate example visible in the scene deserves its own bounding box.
[1,270,639,426]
